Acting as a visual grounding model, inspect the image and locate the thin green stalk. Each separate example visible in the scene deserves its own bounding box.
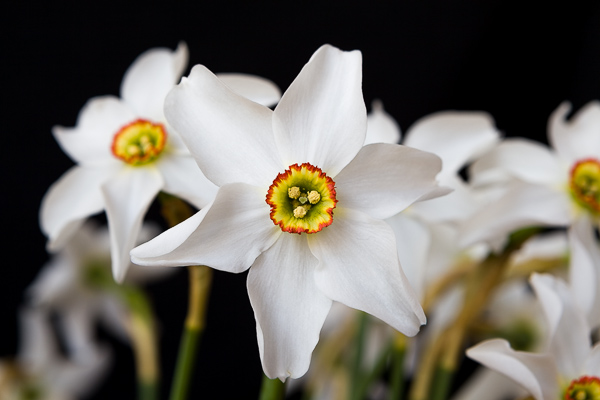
[429,365,453,400]
[350,311,369,400]
[138,381,159,400]
[259,374,286,400]
[388,334,407,400]
[169,265,212,400]
[356,342,393,399]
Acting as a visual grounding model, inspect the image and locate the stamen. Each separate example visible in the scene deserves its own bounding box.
[293,206,307,218]
[308,190,320,204]
[288,187,301,199]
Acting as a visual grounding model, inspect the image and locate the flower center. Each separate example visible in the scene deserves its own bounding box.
[564,376,600,400]
[111,119,167,166]
[570,158,600,215]
[266,163,337,234]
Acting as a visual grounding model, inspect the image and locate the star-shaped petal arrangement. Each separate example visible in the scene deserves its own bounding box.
[131,44,445,380]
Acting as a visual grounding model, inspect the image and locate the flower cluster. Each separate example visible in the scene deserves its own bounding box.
[7,42,599,400]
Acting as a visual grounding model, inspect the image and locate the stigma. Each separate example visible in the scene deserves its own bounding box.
[266,163,337,234]
[111,119,167,166]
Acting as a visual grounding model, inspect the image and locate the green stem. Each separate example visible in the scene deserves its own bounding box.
[259,374,286,400]
[115,286,159,400]
[356,342,393,399]
[169,325,201,400]
[169,266,213,400]
[350,311,368,400]
[138,381,159,400]
[388,336,407,400]
[429,366,453,400]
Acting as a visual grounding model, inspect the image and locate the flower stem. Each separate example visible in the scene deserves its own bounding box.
[387,333,407,400]
[259,374,286,400]
[169,265,212,400]
[350,311,368,400]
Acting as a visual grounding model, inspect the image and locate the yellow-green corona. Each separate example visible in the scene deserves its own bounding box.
[266,163,337,234]
[564,376,600,400]
[111,119,167,166]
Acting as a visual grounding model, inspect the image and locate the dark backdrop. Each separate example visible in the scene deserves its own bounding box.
[2,1,599,399]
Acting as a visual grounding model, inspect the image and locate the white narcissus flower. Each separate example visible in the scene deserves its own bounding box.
[461,101,600,248]
[29,221,170,353]
[131,44,444,380]
[0,308,110,400]
[466,273,600,400]
[568,217,600,329]
[40,42,282,283]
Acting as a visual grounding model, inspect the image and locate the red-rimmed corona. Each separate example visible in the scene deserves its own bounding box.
[111,119,167,166]
[569,158,600,215]
[266,163,337,234]
[564,375,600,400]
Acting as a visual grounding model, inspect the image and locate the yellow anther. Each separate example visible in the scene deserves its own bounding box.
[127,145,140,155]
[575,391,585,400]
[293,206,307,218]
[288,186,301,199]
[308,190,320,204]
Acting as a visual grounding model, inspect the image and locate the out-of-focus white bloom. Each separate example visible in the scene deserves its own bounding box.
[568,218,600,329]
[461,101,600,248]
[385,110,500,297]
[40,43,281,282]
[467,273,600,400]
[132,44,444,380]
[29,221,169,353]
[0,308,109,400]
[364,100,401,145]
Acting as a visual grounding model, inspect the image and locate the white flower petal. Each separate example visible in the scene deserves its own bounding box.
[529,273,591,378]
[27,256,78,306]
[335,143,442,219]
[120,42,188,120]
[385,213,430,298]
[248,234,331,380]
[102,167,163,283]
[157,154,218,209]
[548,101,600,164]
[308,208,425,336]
[466,339,557,400]
[469,138,563,187]
[131,183,281,273]
[17,308,57,371]
[216,73,281,107]
[164,65,282,187]
[404,111,500,175]
[459,182,570,249]
[449,368,527,400]
[410,176,479,224]
[569,217,600,328]
[272,44,366,177]
[53,96,135,167]
[583,343,600,376]
[41,165,120,250]
[364,100,401,145]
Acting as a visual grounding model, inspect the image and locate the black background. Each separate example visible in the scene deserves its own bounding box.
[2,1,599,399]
